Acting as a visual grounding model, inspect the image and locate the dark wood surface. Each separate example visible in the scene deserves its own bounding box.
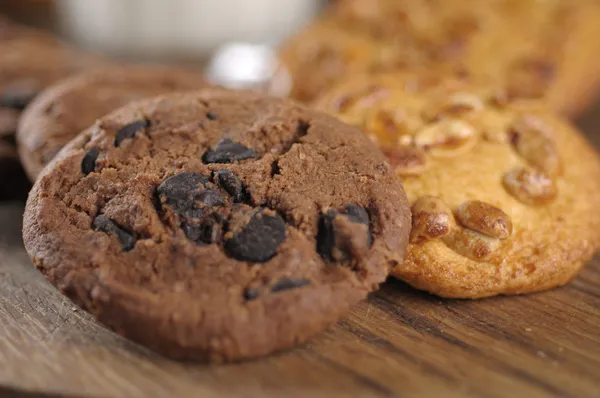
[2,110,600,398]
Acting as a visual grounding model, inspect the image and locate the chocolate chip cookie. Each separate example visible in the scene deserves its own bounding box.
[0,18,101,135]
[23,89,411,361]
[17,65,211,181]
[315,71,600,298]
[278,0,600,115]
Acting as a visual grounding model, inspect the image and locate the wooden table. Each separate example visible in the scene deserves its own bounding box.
[1,113,600,398]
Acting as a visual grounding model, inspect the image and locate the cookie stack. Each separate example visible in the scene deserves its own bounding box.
[6,0,600,363]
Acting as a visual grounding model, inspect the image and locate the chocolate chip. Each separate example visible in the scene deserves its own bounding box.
[93,215,136,252]
[157,172,225,218]
[0,83,37,110]
[199,189,226,208]
[206,112,218,120]
[243,287,260,301]
[213,169,247,203]
[202,138,257,164]
[271,278,311,293]
[271,161,281,176]
[317,209,338,262]
[344,204,371,226]
[114,119,150,147]
[297,120,310,137]
[317,205,372,262]
[345,204,372,248]
[182,216,224,245]
[224,209,286,262]
[81,148,99,175]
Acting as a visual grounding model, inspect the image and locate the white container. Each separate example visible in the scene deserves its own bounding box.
[57,0,323,58]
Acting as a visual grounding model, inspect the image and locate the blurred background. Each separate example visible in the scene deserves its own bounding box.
[2,0,328,93]
[2,0,326,60]
[2,0,600,135]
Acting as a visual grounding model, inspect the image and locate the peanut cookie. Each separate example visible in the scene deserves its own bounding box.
[315,71,600,298]
[17,65,210,181]
[278,0,600,115]
[23,89,411,361]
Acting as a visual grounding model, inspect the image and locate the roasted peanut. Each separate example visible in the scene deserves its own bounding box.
[456,200,513,239]
[443,228,500,261]
[421,92,483,121]
[503,167,557,206]
[510,114,562,177]
[410,196,455,243]
[365,106,422,149]
[384,146,428,177]
[445,92,485,114]
[414,119,477,157]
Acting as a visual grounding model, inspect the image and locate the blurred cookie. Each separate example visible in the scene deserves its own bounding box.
[18,65,211,180]
[315,71,600,298]
[279,0,600,115]
[0,17,101,133]
[23,89,410,361]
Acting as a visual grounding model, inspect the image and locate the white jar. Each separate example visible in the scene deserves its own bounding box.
[57,0,323,58]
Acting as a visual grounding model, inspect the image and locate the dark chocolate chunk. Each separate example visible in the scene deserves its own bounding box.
[344,204,372,248]
[206,112,218,120]
[296,120,310,137]
[344,204,370,224]
[271,278,311,293]
[316,209,338,262]
[0,83,37,110]
[243,287,261,301]
[157,172,221,217]
[270,161,281,176]
[224,209,286,262]
[202,138,257,164]
[213,169,247,203]
[317,205,372,262]
[93,215,136,251]
[81,148,99,175]
[114,119,150,147]
[198,189,226,208]
[182,214,225,245]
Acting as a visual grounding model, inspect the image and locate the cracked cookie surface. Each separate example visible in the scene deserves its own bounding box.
[17,65,210,181]
[315,71,600,298]
[23,88,411,361]
[276,0,600,115]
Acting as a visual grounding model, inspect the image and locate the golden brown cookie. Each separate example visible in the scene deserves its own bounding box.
[278,0,600,116]
[315,71,600,298]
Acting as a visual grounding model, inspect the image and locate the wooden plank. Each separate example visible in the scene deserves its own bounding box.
[2,200,600,397]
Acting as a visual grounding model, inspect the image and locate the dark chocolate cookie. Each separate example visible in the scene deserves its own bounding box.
[23,89,411,361]
[17,65,211,181]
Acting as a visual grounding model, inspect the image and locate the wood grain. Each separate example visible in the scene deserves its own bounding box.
[2,193,600,398]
